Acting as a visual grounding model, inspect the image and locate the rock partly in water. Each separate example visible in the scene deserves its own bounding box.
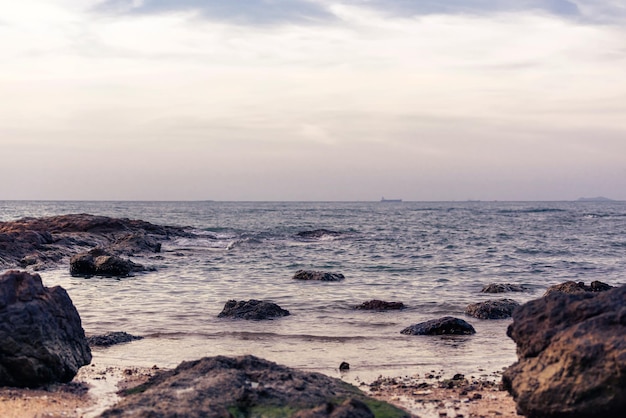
[100,355,408,418]
[293,270,345,282]
[69,249,144,277]
[87,332,144,348]
[0,214,190,270]
[465,298,520,319]
[217,299,291,320]
[355,300,405,311]
[481,283,528,293]
[502,285,626,418]
[296,229,342,239]
[0,270,92,388]
[401,316,476,335]
[543,280,613,297]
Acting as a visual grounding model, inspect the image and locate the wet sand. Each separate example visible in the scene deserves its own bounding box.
[0,365,518,418]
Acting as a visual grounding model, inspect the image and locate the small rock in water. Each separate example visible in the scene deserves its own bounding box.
[543,280,613,297]
[355,300,405,311]
[401,317,476,335]
[481,283,528,293]
[87,331,144,347]
[339,362,350,371]
[465,299,520,319]
[217,299,290,320]
[292,270,345,282]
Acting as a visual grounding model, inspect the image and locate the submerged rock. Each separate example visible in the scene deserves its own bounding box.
[481,283,528,293]
[217,299,290,320]
[87,332,144,348]
[502,285,626,418]
[543,280,613,297]
[355,300,405,311]
[465,298,520,319]
[296,229,342,239]
[293,270,345,282]
[100,355,408,418]
[0,270,92,388]
[401,316,476,335]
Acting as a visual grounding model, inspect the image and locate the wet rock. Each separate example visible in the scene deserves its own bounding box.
[355,299,405,311]
[465,298,520,319]
[296,229,342,239]
[0,270,92,388]
[100,355,408,418]
[543,280,613,297]
[339,362,350,371]
[502,285,626,418]
[481,283,528,293]
[401,316,476,335]
[70,249,143,277]
[293,270,345,282]
[217,299,290,320]
[0,214,190,270]
[87,332,144,348]
[292,398,374,418]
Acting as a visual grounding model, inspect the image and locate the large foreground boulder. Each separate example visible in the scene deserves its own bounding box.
[465,298,520,319]
[217,299,290,320]
[100,355,408,418]
[502,285,626,418]
[0,270,92,388]
[401,316,476,335]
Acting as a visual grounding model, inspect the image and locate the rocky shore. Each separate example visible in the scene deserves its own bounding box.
[2,214,625,417]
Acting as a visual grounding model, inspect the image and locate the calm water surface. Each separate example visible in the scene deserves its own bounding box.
[2,200,625,382]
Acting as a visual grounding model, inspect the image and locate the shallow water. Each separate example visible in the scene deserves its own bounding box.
[2,200,625,382]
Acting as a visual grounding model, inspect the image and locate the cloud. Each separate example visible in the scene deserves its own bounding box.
[96,0,334,24]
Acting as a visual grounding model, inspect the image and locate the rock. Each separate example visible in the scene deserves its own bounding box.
[339,362,350,371]
[293,270,345,282]
[0,270,92,388]
[502,285,626,418]
[100,355,407,418]
[465,298,520,319]
[543,280,613,297]
[401,316,476,335]
[292,398,374,418]
[0,214,190,270]
[69,249,143,277]
[87,332,144,348]
[296,229,342,239]
[355,299,405,311]
[217,299,291,320]
[481,283,528,293]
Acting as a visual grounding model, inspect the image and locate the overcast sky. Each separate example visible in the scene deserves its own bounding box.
[1,0,625,201]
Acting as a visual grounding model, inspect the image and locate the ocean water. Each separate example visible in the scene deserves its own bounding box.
[2,200,626,382]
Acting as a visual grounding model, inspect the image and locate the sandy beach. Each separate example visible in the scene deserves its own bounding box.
[0,363,518,418]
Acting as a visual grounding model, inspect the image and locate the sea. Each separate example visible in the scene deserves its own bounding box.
[2,200,626,384]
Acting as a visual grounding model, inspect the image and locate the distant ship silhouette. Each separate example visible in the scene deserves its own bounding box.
[380,197,402,202]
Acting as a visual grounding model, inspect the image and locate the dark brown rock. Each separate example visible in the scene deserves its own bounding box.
[100,355,408,418]
[0,214,189,270]
[355,300,405,311]
[401,316,476,335]
[502,285,626,418]
[217,299,290,320]
[293,270,345,282]
[481,283,528,293]
[69,248,143,277]
[0,271,92,388]
[465,298,520,319]
[87,332,143,348]
[296,229,342,239]
[543,280,614,297]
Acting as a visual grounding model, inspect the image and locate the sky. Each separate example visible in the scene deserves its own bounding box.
[1,0,625,201]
